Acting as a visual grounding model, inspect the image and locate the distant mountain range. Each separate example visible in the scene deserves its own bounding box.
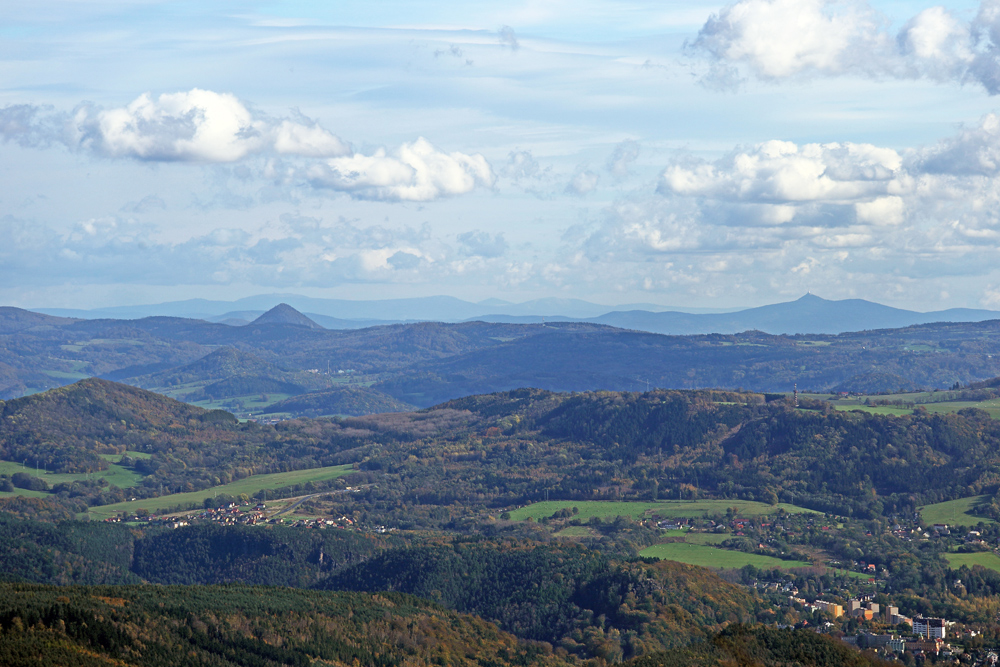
[36,294,692,323]
[36,293,1000,335]
[6,301,1000,405]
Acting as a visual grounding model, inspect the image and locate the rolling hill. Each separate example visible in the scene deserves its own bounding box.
[261,384,415,417]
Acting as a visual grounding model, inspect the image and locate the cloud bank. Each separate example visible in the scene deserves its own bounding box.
[306,138,495,202]
[0,90,494,201]
[690,0,1000,93]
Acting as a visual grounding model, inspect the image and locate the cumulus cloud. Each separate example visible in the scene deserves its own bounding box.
[503,150,542,180]
[561,110,1000,303]
[917,111,1000,174]
[689,0,1000,94]
[0,89,351,162]
[659,140,903,206]
[607,139,640,178]
[272,118,351,158]
[306,137,495,202]
[566,169,600,196]
[0,90,498,202]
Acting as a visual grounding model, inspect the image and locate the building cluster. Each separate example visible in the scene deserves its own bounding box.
[846,598,911,626]
[842,633,955,658]
[789,597,844,617]
[785,593,959,659]
[190,504,267,525]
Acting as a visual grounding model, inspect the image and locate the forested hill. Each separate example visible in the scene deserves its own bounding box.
[6,303,1000,403]
[9,380,1000,518]
[628,625,889,667]
[322,541,760,659]
[261,384,416,417]
[0,378,235,474]
[0,511,764,662]
[0,581,887,667]
[0,379,376,507]
[0,583,571,667]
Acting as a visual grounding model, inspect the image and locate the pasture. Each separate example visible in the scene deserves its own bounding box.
[805,390,1000,420]
[0,459,143,490]
[639,542,811,570]
[507,499,818,522]
[919,496,995,527]
[84,464,355,520]
[945,552,1000,573]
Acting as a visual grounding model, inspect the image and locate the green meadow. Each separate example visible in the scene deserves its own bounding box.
[507,499,819,522]
[84,464,355,520]
[804,390,1000,420]
[919,496,995,527]
[945,552,1000,573]
[640,542,811,570]
[0,458,143,490]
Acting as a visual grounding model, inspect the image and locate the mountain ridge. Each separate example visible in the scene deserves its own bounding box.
[33,293,1000,335]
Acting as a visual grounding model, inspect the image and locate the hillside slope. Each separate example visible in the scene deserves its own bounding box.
[262,384,415,417]
[0,583,571,667]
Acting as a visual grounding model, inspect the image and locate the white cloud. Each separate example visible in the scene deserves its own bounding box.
[92,90,264,162]
[560,110,1000,302]
[855,196,904,226]
[0,91,496,202]
[607,139,640,177]
[692,0,886,80]
[659,140,903,205]
[272,119,351,158]
[503,150,542,180]
[1,90,352,163]
[306,137,495,201]
[689,0,1000,94]
[918,111,1000,174]
[566,169,600,195]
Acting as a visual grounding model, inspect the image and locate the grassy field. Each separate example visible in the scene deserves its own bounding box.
[639,542,811,570]
[507,499,819,522]
[919,496,995,526]
[803,390,1000,419]
[85,464,355,520]
[684,532,731,545]
[944,552,1000,572]
[554,526,596,537]
[0,459,143,489]
[0,488,50,499]
[832,405,914,417]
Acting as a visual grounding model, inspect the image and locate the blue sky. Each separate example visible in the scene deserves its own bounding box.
[3,0,1000,310]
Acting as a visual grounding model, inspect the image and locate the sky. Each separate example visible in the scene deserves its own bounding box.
[4,0,1000,311]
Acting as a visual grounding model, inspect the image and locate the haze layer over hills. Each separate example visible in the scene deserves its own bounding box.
[37,293,1000,335]
[4,301,1000,407]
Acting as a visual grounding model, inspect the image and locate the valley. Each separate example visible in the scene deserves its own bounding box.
[5,305,1000,665]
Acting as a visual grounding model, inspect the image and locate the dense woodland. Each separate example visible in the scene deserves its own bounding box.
[0,582,896,667]
[0,584,572,667]
[322,541,760,661]
[627,625,889,667]
[0,512,764,662]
